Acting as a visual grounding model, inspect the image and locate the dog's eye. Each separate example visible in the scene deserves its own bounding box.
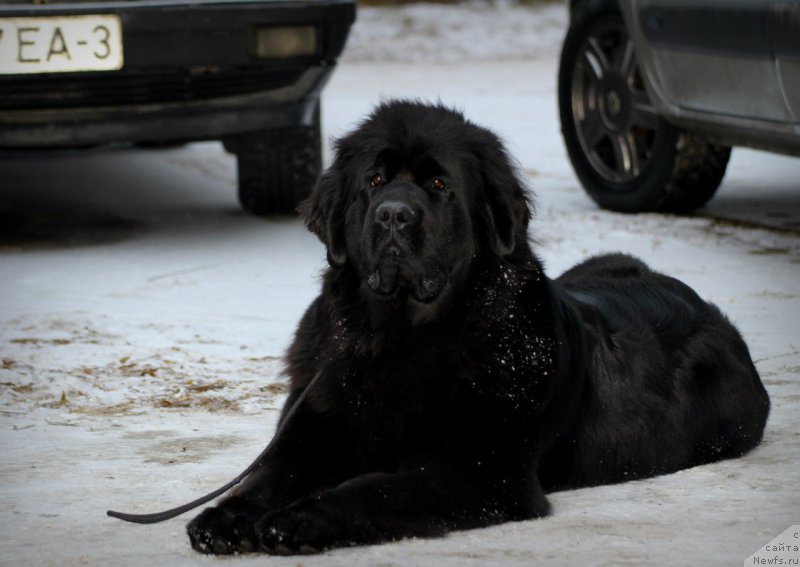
[369,173,383,188]
[432,177,446,191]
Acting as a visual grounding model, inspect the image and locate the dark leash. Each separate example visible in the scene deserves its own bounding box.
[106,369,323,524]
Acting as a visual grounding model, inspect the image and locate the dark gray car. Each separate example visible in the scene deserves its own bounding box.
[559,0,800,212]
[0,0,356,215]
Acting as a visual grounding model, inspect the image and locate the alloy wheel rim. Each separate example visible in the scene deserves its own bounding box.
[570,19,661,185]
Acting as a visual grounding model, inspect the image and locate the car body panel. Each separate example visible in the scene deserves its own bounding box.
[636,0,789,123]
[769,1,800,120]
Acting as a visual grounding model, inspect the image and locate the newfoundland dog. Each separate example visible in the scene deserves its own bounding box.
[187,100,769,555]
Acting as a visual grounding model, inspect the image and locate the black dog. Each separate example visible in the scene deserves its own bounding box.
[187,101,769,555]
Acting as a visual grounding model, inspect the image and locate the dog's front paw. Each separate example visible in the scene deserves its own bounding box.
[186,498,259,555]
[255,501,347,555]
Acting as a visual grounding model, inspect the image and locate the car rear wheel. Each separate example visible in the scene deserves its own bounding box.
[558,0,731,213]
[226,103,322,215]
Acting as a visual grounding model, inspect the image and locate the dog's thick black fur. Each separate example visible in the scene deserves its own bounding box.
[187,101,769,555]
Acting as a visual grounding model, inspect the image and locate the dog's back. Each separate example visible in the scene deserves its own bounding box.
[542,253,769,489]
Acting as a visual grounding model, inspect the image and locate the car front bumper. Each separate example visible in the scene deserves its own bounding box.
[0,0,355,147]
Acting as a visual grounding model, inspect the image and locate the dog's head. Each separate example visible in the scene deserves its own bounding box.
[300,100,531,324]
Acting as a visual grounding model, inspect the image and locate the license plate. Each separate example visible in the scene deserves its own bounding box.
[0,15,123,75]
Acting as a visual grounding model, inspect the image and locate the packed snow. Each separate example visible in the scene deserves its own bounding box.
[1,3,799,566]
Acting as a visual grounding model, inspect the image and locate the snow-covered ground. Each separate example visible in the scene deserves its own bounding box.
[1,3,799,566]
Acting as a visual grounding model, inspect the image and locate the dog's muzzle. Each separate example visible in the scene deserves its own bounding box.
[364,184,443,302]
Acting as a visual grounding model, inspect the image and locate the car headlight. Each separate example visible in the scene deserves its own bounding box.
[253,25,317,59]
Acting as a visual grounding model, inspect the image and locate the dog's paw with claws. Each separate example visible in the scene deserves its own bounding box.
[255,501,348,555]
[186,498,260,555]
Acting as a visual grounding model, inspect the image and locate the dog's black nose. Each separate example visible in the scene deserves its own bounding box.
[375,201,415,230]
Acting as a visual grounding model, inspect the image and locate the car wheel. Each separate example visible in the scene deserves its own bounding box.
[558,0,731,213]
[227,103,322,215]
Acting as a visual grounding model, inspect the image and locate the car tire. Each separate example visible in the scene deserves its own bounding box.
[227,103,322,215]
[558,0,731,213]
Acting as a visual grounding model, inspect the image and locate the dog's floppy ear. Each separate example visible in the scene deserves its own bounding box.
[472,133,531,258]
[297,167,348,268]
